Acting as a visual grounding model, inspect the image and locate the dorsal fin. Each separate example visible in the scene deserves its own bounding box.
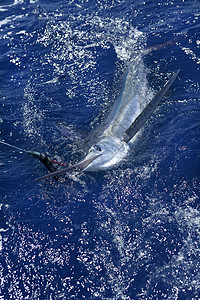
[122,69,180,143]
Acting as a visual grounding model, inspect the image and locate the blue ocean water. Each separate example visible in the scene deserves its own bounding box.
[0,0,200,299]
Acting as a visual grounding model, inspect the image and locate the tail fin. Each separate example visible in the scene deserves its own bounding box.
[143,36,184,56]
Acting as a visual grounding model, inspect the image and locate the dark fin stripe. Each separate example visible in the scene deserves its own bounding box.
[123,69,180,143]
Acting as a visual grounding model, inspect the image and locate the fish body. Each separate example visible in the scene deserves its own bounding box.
[83,60,146,171]
[82,63,180,172]
[83,136,129,171]
[35,61,180,180]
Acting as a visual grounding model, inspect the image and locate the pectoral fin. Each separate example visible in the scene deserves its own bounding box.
[123,69,180,143]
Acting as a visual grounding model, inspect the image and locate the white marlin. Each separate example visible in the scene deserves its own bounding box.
[35,61,180,181]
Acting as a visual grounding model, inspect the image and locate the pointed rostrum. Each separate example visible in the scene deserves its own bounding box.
[35,154,102,181]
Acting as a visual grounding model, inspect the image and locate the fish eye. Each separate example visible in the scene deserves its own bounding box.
[89,144,102,153]
[94,144,102,151]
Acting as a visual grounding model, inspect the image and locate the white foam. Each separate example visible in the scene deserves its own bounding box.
[0,0,24,12]
[0,234,2,251]
[181,46,200,64]
[16,30,26,35]
[0,17,11,27]
[0,14,26,28]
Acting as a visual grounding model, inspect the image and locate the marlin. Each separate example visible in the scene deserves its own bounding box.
[35,61,180,181]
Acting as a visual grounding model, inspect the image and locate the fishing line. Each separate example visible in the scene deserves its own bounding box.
[0,140,66,171]
[50,160,67,166]
[0,140,29,153]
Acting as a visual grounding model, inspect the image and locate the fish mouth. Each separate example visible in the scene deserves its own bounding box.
[35,153,102,181]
